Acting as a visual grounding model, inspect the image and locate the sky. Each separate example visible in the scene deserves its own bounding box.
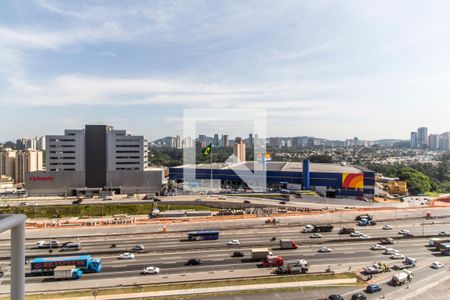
[1,0,449,142]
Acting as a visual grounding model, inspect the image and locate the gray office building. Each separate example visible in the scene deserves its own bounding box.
[26,125,163,196]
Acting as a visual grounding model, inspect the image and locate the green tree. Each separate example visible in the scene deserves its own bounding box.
[396,168,432,195]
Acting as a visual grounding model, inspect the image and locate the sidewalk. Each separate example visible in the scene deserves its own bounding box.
[58,278,357,300]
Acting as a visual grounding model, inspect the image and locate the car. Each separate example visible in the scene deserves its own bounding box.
[119,253,135,259]
[366,284,382,293]
[328,295,344,300]
[243,200,251,204]
[227,239,240,246]
[279,201,286,205]
[403,233,414,238]
[49,240,60,248]
[383,225,393,230]
[318,247,332,253]
[185,258,202,266]
[231,251,244,257]
[390,253,405,259]
[351,293,367,300]
[439,231,449,236]
[19,202,29,206]
[72,198,83,204]
[359,234,371,239]
[350,231,362,237]
[132,244,145,251]
[371,244,386,250]
[384,248,398,255]
[398,229,410,234]
[310,233,322,238]
[431,261,444,269]
[142,266,160,274]
[35,240,48,248]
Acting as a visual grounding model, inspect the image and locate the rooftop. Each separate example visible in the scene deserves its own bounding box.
[172,161,369,174]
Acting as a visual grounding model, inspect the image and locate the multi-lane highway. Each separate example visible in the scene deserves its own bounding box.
[1,217,449,290]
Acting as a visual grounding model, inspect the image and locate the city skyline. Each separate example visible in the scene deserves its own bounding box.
[1,1,450,140]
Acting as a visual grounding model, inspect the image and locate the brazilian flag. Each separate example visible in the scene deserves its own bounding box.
[201,143,212,157]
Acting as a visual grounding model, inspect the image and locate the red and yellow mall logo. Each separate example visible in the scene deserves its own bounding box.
[342,173,364,189]
[29,176,54,182]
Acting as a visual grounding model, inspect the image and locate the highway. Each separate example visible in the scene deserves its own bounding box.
[0,217,449,289]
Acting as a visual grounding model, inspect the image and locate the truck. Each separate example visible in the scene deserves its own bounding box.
[440,243,450,255]
[303,224,333,233]
[339,227,355,234]
[363,262,390,275]
[251,248,273,260]
[391,270,413,286]
[355,214,373,221]
[273,261,308,275]
[393,257,416,270]
[358,219,377,226]
[260,255,284,268]
[428,238,442,247]
[31,255,102,275]
[53,266,83,280]
[379,238,395,245]
[279,239,298,249]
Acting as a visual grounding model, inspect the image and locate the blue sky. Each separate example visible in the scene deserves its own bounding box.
[1,0,449,142]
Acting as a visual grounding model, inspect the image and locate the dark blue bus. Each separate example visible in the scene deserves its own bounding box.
[187,230,220,241]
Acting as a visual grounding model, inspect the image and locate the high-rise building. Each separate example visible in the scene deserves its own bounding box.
[36,136,46,151]
[438,132,450,151]
[0,149,17,179]
[410,132,418,149]
[213,134,219,147]
[175,135,183,149]
[248,133,254,147]
[222,134,229,147]
[417,127,428,149]
[15,150,43,183]
[428,134,439,150]
[353,137,359,147]
[16,137,37,150]
[233,137,246,162]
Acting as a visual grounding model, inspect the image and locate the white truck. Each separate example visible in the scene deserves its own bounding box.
[392,270,412,286]
[53,266,83,280]
[251,248,273,260]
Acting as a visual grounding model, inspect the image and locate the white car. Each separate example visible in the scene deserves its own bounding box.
[318,247,332,253]
[384,248,398,255]
[119,253,135,259]
[359,234,371,239]
[310,233,322,238]
[132,244,145,251]
[390,253,405,259]
[383,225,393,230]
[35,241,47,248]
[142,266,160,274]
[439,231,449,236]
[371,244,386,250]
[431,261,444,269]
[350,231,362,237]
[227,240,240,246]
[398,229,410,234]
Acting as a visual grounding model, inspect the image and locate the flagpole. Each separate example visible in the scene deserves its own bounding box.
[210,146,213,192]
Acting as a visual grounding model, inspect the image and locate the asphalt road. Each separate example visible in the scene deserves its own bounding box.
[1,217,449,287]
